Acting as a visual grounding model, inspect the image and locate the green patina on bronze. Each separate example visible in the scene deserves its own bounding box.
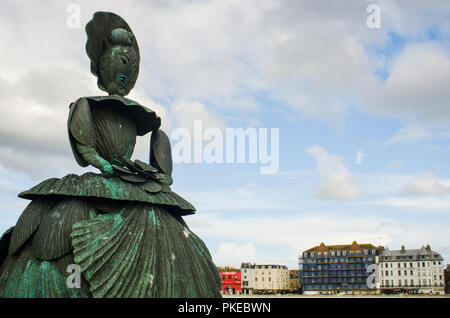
[0,11,222,298]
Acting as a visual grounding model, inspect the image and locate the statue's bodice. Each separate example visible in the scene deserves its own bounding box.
[91,103,137,163]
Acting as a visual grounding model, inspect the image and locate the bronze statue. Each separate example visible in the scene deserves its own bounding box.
[0,11,222,298]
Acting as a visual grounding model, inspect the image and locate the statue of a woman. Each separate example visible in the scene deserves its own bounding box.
[0,12,222,298]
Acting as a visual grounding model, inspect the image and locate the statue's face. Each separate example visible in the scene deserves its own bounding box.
[99,45,139,96]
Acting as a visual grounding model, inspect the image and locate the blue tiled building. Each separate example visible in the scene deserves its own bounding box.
[299,241,381,294]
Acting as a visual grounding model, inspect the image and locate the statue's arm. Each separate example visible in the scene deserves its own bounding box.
[68,98,113,174]
[75,143,114,174]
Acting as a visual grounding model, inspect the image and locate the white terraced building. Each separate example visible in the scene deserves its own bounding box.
[378,245,445,295]
[241,263,289,294]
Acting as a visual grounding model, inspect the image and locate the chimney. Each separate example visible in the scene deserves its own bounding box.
[401,245,405,253]
[426,244,431,251]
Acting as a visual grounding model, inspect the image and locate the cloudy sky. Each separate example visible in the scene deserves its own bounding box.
[1,1,450,269]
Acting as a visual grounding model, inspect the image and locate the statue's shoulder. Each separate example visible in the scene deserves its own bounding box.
[69,95,161,136]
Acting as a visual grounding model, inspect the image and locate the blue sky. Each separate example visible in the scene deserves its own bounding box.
[1,1,450,269]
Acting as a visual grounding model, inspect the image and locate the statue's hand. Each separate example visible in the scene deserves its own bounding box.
[108,157,164,182]
[96,155,115,175]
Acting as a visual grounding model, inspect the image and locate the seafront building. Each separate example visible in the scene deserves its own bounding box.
[445,265,450,294]
[240,263,289,294]
[288,270,300,293]
[299,241,380,295]
[218,243,447,295]
[378,245,445,295]
[241,263,255,295]
[218,267,241,295]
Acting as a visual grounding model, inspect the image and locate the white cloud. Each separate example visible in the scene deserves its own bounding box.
[354,149,365,165]
[374,197,450,212]
[385,125,431,146]
[306,146,359,200]
[214,242,258,267]
[184,180,296,212]
[400,172,450,196]
[2,1,450,150]
[170,101,226,133]
[376,43,450,125]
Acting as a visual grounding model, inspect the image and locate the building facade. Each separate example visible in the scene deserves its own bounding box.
[289,270,300,293]
[445,265,450,294]
[218,267,241,295]
[241,262,255,295]
[378,245,445,295]
[241,263,289,294]
[299,241,380,295]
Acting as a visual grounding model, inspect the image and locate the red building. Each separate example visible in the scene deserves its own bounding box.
[218,267,241,295]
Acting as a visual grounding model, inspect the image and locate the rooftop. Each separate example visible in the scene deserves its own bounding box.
[303,241,380,253]
[380,245,443,260]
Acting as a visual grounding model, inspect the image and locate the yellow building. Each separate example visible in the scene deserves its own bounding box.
[252,264,289,294]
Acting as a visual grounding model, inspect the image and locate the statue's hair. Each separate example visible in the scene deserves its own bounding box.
[109,28,136,46]
[85,12,140,93]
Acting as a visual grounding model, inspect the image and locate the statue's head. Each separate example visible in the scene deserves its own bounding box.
[86,12,140,96]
